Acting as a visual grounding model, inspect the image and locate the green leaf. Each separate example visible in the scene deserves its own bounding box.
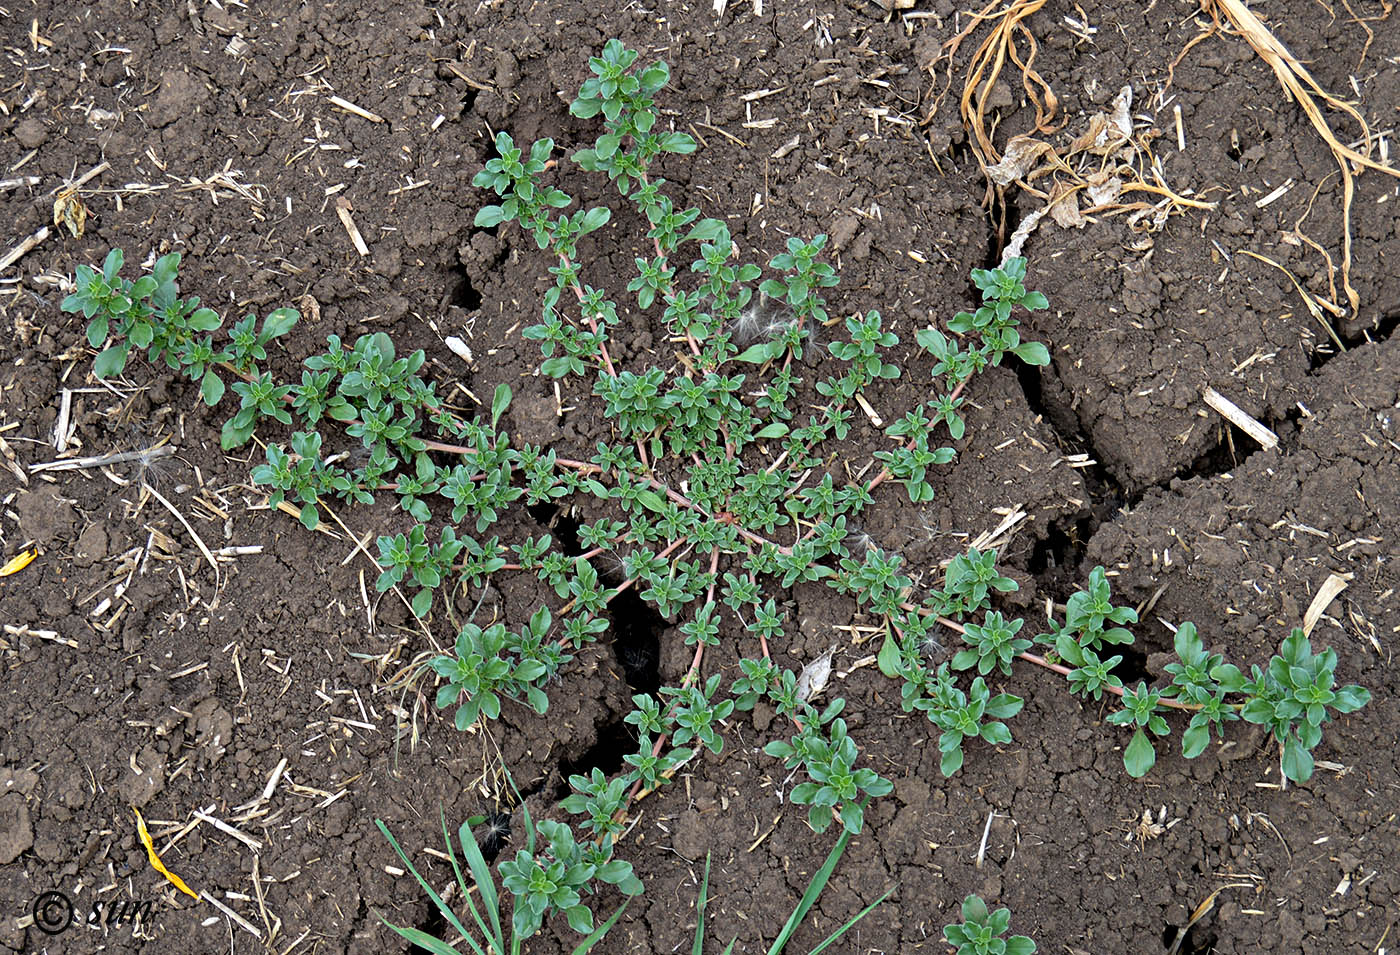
[200,371,225,406]
[220,412,256,448]
[580,206,612,234]
[570,96,603,119]
[979,721,1012,745]
[1332,685,1370,713]
[490,382,512,429]
[152,252,181,288]
[564,904,594,935]
[1181,721,1210,759]
[474,205,508,227]
[85,314,109,348]
[961,894,989,923]
[298,501,319,530]
[1210,662,1245,691]
[261,307,299,341]
[1012,341,1050,366]
[733,341,784,364]
[93,343,131,378]
[984,693,1024,719]
[412,587,434,618]
[129,275,158,300]
[876,632,901,678]
[1123,728,1156,778]
[635,489,666,513]
[659,132,697,154]
[755,422,789,440]
[1005,935,1038,955]
[541,355,576,378]
[683,219,727,244]
[101,247,124,281]
[939,746,964,777]
[1281,733,1314,783]
[595,132,622,160]
[639,63,670,92]
[189,307,221,331]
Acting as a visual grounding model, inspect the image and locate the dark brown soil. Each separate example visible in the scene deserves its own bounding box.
[1,0,1397,953]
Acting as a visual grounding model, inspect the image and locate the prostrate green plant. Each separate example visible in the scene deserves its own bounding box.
[762,697,893,834]
[63,248,297,410]
[1038,570,1371,782]
[67,33,1372,953]
[431,608,566,728]
[457,37,1068,836]
[943,895,1036,955]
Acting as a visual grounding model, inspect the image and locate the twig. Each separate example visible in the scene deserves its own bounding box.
[0,225,49,273]
[334,197,369,256]
[202,893,262,939]
[192,809,264,851]
[1202,387,1279,451]
[327,95,384,123]
[3,624,78,648]
[976,810,998,867]
[48,160,111,195]
[29,444,175,473]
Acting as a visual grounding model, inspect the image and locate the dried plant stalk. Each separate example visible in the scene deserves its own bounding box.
[1206,0,1400,313]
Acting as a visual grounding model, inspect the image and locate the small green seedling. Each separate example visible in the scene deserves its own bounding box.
[943,894,1036,955]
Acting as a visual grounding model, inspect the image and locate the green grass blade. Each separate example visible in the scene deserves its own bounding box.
[767,799,868,955]
[380,919,478,955]
[693,852,713,955]
[804,885,894,955]
[375,818,489,955]
[447,809,505,950]
[570,899,630,954]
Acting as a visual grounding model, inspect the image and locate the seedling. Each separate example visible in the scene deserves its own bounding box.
[943,894,1036,955]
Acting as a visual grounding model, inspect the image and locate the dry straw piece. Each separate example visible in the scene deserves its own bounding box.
[926,0,1399,322]
[924,0,1212,246]
[1203,0,1400,315]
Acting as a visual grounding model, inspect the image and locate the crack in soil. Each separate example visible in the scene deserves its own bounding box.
[1311,307,1400,371]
